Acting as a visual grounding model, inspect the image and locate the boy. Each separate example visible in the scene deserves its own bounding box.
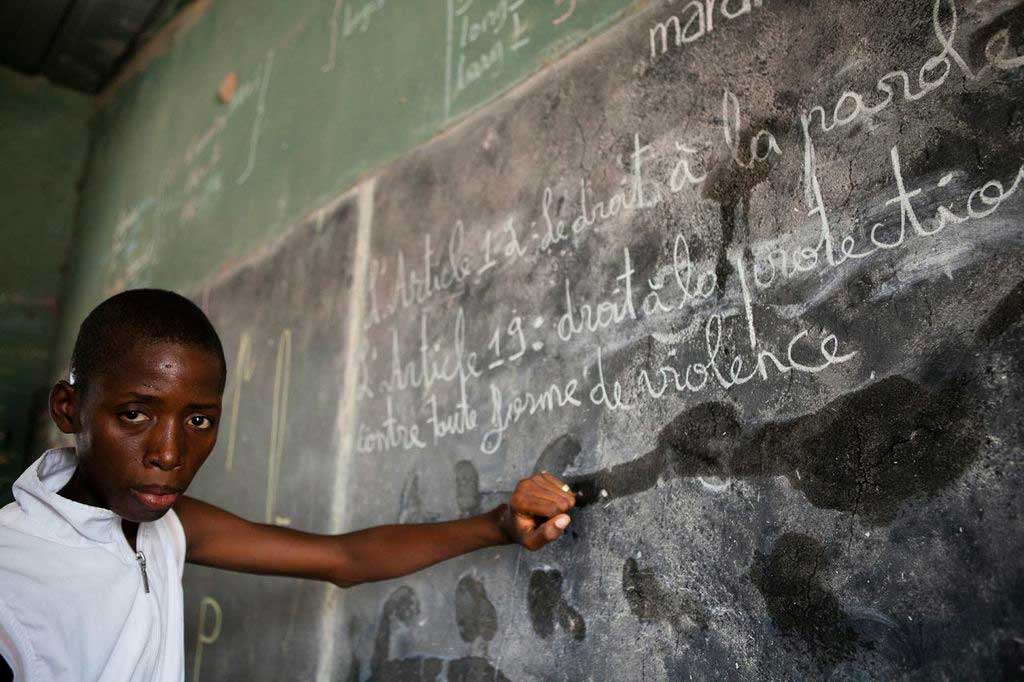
[0,289,576,681]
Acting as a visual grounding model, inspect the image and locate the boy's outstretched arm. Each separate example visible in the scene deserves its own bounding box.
[173,472,575,587]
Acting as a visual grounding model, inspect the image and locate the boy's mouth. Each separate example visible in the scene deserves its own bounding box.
[130,484,182,511]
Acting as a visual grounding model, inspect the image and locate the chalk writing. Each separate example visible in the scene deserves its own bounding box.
[541,135,657,251]
[364,224,473,329]
[237,50,275,186]
[266,329,292,525]
[487,313,529,368]
[376,308,481,397]
[557,249,638,343]
[192,596,222,682]
[356,395,427,453]
[343,0,387,38]
[750,144,1024,301]
[107,198,157,290]
[224,333,255,471]
[552,0,576,26]
[445,0,530,117]
[798,0,1023,198]
[649,0,765,61]
[322,0,344,72]
[482,377,581,454]
[722,89,781,169]
[477,216,528,276]
[636,276,857,402]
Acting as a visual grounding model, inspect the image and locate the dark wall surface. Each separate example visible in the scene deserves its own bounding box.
[182,0,1024,679]
[0,68,90,504]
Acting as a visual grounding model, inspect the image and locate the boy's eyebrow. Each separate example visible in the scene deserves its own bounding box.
[121,391,160,403]
[186,402,221,410]
[118,392,220,410]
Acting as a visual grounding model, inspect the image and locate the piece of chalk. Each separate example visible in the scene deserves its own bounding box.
[561,484,570,492]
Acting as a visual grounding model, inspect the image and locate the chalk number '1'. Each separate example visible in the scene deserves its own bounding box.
[266,328,292,526]
[222,329,292,526]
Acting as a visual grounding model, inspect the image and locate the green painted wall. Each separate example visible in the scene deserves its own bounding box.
[0,69,91,503]
[53,0,640,370]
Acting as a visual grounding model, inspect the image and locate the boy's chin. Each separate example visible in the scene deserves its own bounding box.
[125,507,171,523]
[117,492,178,523]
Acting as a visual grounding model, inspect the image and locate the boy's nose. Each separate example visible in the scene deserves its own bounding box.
[145,419,185,471]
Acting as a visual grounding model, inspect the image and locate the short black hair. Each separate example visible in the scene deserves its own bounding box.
[69,289,227,396]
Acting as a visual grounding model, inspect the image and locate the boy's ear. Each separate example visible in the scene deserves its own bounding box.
[49,381,80,434]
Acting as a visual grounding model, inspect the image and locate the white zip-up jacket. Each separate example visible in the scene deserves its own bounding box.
[0,448,186,681]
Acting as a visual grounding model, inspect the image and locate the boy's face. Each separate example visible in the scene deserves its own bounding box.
[51,340,224,523]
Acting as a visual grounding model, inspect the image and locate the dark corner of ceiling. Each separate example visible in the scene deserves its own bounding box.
[0,0,195,94]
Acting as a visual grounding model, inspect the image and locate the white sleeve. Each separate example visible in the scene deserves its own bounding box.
[0,596,38,681]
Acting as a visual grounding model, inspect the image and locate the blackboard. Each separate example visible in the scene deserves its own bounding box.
[182,0,1024,679]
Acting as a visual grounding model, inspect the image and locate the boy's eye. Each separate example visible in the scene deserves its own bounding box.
[189,415,214,430]
[120,410,149,424]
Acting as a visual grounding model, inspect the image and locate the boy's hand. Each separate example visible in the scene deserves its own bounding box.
[500,471,576,550]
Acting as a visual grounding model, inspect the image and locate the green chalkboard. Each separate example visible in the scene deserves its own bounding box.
[56,0,638,364]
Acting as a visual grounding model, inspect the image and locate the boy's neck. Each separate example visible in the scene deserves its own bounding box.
[122,520,139,551]
[57,467,139,550]
[57,467,101,508]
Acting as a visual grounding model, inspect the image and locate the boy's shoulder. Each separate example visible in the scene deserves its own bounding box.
[0,500,77,570]
[0,502,87,657]
[0,500,35,545]
[0,499,68,546]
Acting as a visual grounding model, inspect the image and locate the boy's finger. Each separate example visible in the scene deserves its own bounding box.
[523,514,570,550]
[536,472,577,506]
[537,471,566,489]
[512,490,567,518]
[518,483,574,514]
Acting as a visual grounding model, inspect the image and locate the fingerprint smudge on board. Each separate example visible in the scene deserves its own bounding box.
[454,460,482,516]
[749,533,857,666]
[622,557,708,632]
[527,569,586,641]
[455,574,498,643]
[533,433,582,475]
[448,657,512,682]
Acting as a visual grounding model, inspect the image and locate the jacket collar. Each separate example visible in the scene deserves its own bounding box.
[13,447,128,547]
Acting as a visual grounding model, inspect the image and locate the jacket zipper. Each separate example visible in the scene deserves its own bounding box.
[136,550,151,594]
